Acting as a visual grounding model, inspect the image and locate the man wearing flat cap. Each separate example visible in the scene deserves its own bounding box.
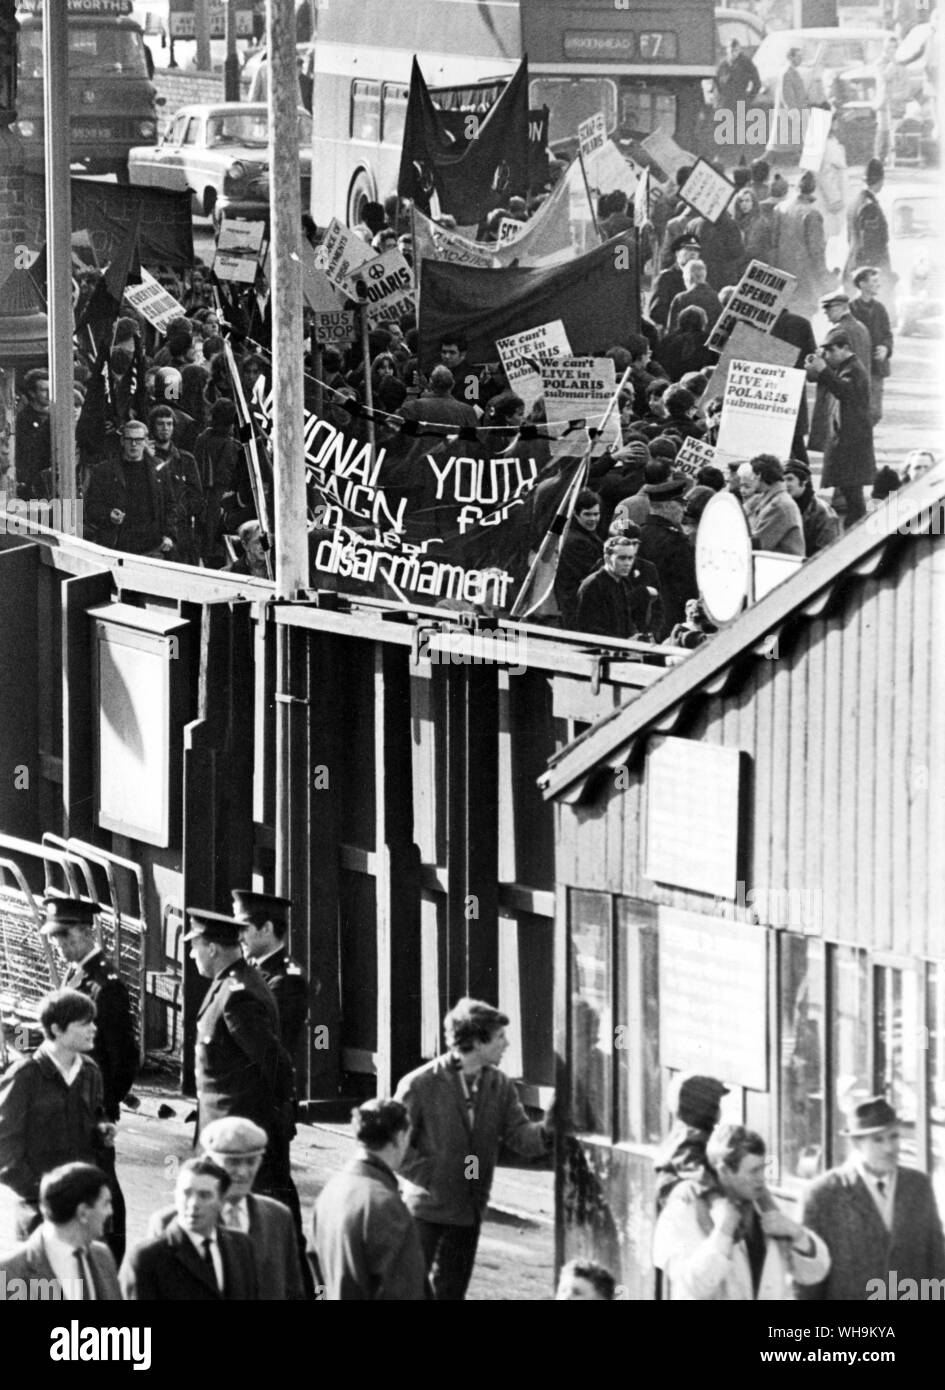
[41,897,137,1260]
[798,1097,945,1300]
[805,329,874,529]
[638,473,698,640]
[186,909,298,1215]
[648,234,701,330]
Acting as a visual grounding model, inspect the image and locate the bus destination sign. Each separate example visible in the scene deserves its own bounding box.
[563,30,678,61]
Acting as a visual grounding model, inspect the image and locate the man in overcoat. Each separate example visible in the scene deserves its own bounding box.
[805,328,875,528]
[798,1098,945,1301]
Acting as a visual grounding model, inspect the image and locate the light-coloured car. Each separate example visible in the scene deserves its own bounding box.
[127,102,313,223]
[881,182,944,335]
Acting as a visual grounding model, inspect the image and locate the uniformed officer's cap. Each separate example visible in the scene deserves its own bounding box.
[41,896,99,936]
[231,889,291,928]
[183,907,242,944]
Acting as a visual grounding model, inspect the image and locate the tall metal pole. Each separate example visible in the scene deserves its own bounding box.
[269,0,309,920]
[42,0,74,503]
[194,0,212,73]
[224,0,240,102]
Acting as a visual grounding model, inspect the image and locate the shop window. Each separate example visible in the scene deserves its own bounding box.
[875,963,921,1167]
[568,890,612,1138]
[928,965,945,1213]
[779,935,826,1182]
[830,945,870,1163]
[616,899,660,1144]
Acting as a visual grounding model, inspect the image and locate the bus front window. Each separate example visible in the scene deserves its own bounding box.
[529,78,617,144]
[619,85,677,139]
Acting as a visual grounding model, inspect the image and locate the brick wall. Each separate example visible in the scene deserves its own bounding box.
[153,70,251,135]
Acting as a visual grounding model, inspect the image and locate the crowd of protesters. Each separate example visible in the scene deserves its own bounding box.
[5,147,936,644]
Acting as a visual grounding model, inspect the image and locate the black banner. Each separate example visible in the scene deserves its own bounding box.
[22,175,194,271]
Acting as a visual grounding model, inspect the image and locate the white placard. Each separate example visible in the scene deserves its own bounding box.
[705,260,798,353]
[633,166,650,229]
[495,319,572,414]
[715,358,807,463]
[541,356,619,459]
[585,139,638,197]
[800,106,833,173]
[578,110,607,160]
[641,129,695,178]
[314,217,373,290]
[342,247,416,329]
[122,269,186,336]
[679,158,736,224]
[703,322,801,404]
[675,435,717,477]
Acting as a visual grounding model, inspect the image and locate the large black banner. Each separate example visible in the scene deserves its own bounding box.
[23,175,194,270]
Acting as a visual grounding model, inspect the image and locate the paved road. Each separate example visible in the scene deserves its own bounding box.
[0,1079,555,1301]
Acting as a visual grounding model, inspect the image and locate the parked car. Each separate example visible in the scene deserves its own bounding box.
[882,181,944,335]
[127,102,313,223]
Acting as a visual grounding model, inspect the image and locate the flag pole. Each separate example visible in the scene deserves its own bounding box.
[577,151,602,241]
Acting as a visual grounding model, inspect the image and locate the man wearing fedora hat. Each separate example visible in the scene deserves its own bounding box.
[798,1097,945,1300]
[638,472,698,640]
[185,908,298,1216]
[41,897,137,1261]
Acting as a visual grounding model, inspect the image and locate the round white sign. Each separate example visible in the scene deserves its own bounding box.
[695,490,753,626]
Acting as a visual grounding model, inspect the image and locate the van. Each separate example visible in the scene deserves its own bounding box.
[15,0,160,180]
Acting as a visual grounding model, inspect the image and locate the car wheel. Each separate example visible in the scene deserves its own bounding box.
[347,168,375,228]
[203,186,218,219]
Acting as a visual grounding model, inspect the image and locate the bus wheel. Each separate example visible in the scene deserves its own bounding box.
[347,169,375,228]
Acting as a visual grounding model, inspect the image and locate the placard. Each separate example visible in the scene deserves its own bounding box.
[674,435,717,477]
[646,737,743,899]
[658,906,767,1091]
[585,139,638,197]
[314,217,373,290]
[679,158,736,224]
[122,268,185,335]
[313,310,357,346]
[342,247,415,328]
[212,217,266,284]
[800,106,833,173]
[703,321,800,404]
[706,259,798,353]
[641,128,695,179]
[495,319,572,413]
[541,356,619,459]
[695,489,753,625]
[578,110,607,160]
[634,166,650,229]
[715,359,807,464]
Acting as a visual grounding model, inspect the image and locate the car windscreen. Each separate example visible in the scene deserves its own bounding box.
[206,111,313,147]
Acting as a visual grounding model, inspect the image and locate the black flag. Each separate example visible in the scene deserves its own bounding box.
[77,207,142,352]
[397,56,530,225]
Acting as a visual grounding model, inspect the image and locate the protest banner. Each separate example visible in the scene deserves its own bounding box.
[541,356,619,459]
[420,235,637,375]
[800,106,833,173]
[679,158,736,224]
[413,212,496,268]
[315,217,373,290]
[715,359,807,463]
[497,218,524,246]
[123,268,186,335]
[213,218,266,284]
[578,111,608,160]
[641,129,695,179]
[705,260,798,354]
[675,436,718,477]
[343,247,416,329]
[496,319,572,413]
[703,323,800,405]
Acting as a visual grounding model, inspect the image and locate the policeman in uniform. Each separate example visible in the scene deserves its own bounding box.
[185,908,301,1224]
[231,890,309,1071]
[41,896,137,1261]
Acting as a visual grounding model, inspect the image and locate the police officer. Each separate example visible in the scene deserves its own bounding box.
[41,897,136,1261]
[185,909,300,1223]
[231,890,309,1072]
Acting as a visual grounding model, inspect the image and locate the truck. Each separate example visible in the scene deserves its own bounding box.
[15,0,159,180]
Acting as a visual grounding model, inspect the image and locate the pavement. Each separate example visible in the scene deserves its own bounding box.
[0,1073,555,1301]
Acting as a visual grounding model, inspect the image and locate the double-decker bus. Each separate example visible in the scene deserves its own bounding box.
[309,0,717,226]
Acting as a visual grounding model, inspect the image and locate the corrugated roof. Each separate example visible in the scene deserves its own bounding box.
[540,464,945,804]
